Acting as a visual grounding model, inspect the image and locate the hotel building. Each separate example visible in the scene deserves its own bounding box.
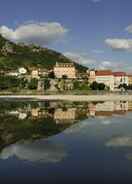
[54,62,76,79]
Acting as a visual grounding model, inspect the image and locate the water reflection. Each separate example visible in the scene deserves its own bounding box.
[0,140,66,163]
[0,100,132,164]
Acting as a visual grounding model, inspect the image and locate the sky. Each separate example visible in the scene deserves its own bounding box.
[0,0,132,72]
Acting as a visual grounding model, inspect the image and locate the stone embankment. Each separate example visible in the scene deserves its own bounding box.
[0,94,132,101]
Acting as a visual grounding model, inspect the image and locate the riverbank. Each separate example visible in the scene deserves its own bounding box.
[0,94,132,101]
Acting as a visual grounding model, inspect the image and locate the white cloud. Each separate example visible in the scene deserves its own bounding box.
[125,24,132,33]
[91,0,101,3]
[0,141,66,163]
[98,61,112,69]
[105,38,132,51]
[92,49,104,54]
[64,51,131,72]
[64,52,96,67]
[0,22,68,46]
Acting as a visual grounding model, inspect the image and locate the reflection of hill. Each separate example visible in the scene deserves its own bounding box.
[0,100,132,157]
[0,101,87,153]
[0,115,71,152]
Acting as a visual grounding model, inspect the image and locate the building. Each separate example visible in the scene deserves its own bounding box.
[54,108,76,124]
[38,68,49,78]
[113,72,128,89]
[88,101,128,117]
[18,67,27,75]
[128,75,132,85]
[88,70,96,83]
[95,70,114,91]
[31,69,40,79]
[54,62,76,79]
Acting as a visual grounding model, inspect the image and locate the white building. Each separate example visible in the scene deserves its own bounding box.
[88,70,96,83]
[89,70,114,91]
[18,67,27,75]
[113,72,128,89]
[31,69,40,79]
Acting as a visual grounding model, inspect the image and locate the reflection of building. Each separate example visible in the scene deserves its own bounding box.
[31,108,51,119]
[88,103,96,117]
[6,101,132,122]
[31,108,40,118]
[88,101,129,117]
[114,101,128,114]
[54,108,76,124]
[128,101,132,111]
[96,101,114,112]
[54,62,76,79]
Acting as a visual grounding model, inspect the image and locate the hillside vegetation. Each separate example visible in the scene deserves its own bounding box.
[0,35,87,71]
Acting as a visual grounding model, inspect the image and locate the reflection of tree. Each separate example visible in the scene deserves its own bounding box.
[0,101,89,154]
[0,115,69,152]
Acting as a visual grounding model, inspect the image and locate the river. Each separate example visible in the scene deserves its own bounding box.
[0,100,132,183]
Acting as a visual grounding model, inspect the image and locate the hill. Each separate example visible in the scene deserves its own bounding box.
[0,34,88,72]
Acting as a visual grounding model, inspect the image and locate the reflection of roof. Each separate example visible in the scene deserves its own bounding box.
[96,70,113,76]
[113,111,126,115]
[95,111,112,116]
[113,72,126,77]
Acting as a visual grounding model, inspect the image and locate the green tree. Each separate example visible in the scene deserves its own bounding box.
[44,79,50,90]
[28,79,38,90]
[0,76,20,90]
[48,71,55,79]
[98,83,105,90]
[90,81,99,90]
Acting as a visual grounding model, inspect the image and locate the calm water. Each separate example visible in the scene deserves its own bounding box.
[1,100,132,183]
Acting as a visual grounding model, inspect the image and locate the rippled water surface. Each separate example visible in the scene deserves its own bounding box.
[1,100,132,183]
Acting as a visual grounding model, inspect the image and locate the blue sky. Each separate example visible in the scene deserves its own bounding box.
[0,0,132,71]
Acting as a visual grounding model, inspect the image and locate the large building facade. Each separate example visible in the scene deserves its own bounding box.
[88,70,130,91]
[54,62,76,79]
[89,70,114,91]
[113,72,128,89]
[128,75,132,85]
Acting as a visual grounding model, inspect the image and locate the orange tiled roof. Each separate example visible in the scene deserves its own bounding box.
[96,70,113,76]
[113,72,126,76]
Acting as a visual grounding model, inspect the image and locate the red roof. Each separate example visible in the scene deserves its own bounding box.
[96,70,113,76]
[113,72,126,77]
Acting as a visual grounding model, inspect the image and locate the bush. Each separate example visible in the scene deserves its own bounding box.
[90,82,106,90]
[90,81,98,90]
[44,79,50,90]
[28,79,38,90]
[0,76,20,90]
